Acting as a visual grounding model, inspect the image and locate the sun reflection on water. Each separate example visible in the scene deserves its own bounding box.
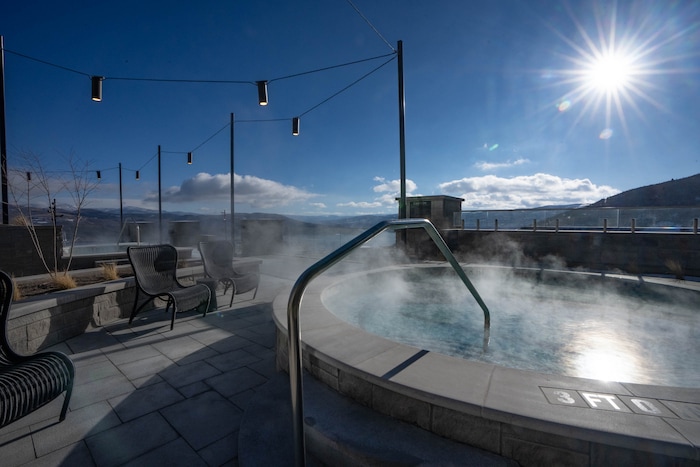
[566,326,645,383]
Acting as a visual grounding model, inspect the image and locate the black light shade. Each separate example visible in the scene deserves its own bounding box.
[135,170,140,180]
[91,76,103,102]
[292,117,300,136]
[26,172,31,181]
[96,170,102,179]
[257,80,268,106]
[187,152,193,164]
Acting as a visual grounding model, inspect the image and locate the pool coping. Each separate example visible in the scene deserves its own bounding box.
[272,264,700,465]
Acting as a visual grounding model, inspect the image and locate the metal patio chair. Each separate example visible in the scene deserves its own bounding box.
[0,270,75,428]
[198,240,259,308]
[127,244,211,330]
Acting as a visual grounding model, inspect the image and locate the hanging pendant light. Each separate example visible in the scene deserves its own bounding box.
[135,170,140,180]
[187,152,193,164]
[91,76,103,102]
[292,117,300,136]
[96,170,102,179]
[257,80,268,106]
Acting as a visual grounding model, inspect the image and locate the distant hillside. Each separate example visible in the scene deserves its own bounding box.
[590,173,700,208]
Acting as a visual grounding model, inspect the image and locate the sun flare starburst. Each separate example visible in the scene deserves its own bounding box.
[544,1,693,137]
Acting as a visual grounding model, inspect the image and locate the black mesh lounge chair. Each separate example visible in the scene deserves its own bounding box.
[198,240,259,308]
[127,244,211,330]
[0,270,75,428]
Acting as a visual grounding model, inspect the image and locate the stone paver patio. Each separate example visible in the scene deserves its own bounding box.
[0,256,316,467]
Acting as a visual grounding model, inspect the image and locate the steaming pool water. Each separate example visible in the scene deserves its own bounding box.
[322,265,700,388]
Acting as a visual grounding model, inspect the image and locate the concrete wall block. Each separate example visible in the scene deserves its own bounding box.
[589,440,693,467]
[500,436,589,467]
[311,363,339,391]
[371,384,431,430]
[275,330,290,372]
[431,404,501,454]
[92,301,124,327]
[308,353,338,379]
[7,309,53,329]
[25,318,52,341]
[6,327,27,352]
[337,370,373,408]
[501,422,589,454]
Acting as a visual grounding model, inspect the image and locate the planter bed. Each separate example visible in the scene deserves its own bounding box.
[9,267,203,354]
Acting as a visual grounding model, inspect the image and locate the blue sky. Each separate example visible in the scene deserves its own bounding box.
[2,0,699,217]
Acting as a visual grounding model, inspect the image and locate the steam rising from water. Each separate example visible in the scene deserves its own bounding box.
[323,265,699,388]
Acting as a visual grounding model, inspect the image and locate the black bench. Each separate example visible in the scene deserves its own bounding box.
[0,270,75,428]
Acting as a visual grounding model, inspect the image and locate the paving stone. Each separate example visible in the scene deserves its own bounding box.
[71,373,135,410]
[103,343,162,366]
[228,389,259,411]
[121,437,208,467]
[85,412,178,467]
[117,354,173,381]
[206,348,260,372]
[151,335,210,362]
[66,329,123,353]
[197,429,239,466]
[159,359,221,388]
[246,353,278,379]
[178,380,212,398]
[206,334,251,353]
[206,366,268,398]
[160,390,242,451]
[74,359,121,385]
[69,348,108,368]
[131,374,164,389]
[21,441,96,467]
[0,425,34,467]
[109,381,184,422]
[32,401,122,458]
[188,327,234,346]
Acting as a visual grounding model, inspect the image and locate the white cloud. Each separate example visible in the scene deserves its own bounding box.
[372,176,418,194]
[147,172,318,209]
[309,202,327,209]
[439,173,620,209]
[337,176,419,212]
[475,158,530,171]
[337,201,384,208]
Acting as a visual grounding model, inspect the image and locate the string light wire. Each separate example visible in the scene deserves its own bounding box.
[345,0,395,52]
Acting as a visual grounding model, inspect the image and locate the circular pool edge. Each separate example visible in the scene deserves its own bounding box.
[272,264,700,465]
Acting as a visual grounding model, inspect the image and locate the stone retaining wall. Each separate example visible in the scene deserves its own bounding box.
[8,267,202,354]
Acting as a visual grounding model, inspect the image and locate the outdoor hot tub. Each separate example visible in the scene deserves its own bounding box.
[273,264,700,466]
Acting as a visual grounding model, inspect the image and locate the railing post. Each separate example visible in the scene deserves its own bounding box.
[532,219,537,232]
[476,219,480,231]
[694,218,698,235]
[555,219,559,233]
[494,219,499,232]
[603,218,608,233]
[631,218,636,233]
[286,219,491,466]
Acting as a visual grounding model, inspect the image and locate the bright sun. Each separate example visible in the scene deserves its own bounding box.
[586,52,633,93]
[544,2,679,134]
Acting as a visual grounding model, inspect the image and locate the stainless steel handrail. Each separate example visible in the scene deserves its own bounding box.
[286,218,491,466]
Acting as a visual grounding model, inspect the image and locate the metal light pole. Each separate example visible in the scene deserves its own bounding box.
[397,40,407,221]
[1,36,9,224]
[157,144,162,243]
[230,112,235,251]
[118,162,124,231]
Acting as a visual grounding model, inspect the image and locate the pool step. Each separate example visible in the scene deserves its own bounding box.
[239,371,516,466]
